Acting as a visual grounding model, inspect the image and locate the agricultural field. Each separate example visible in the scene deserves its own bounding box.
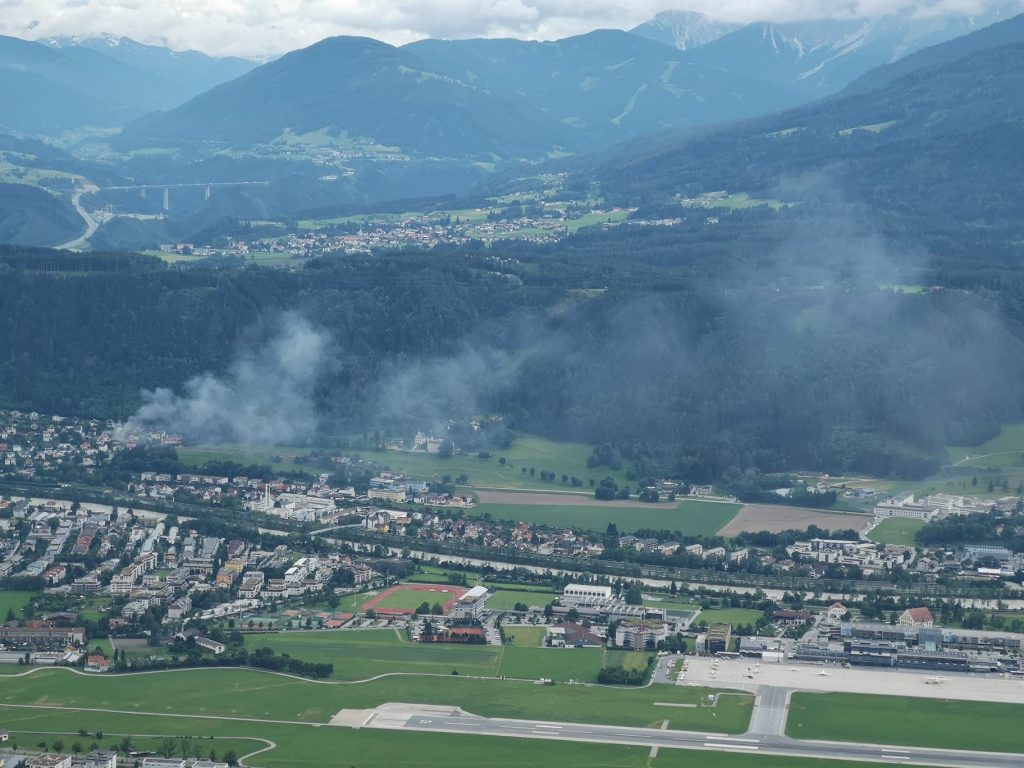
[717,504,871,536]
[787,692,1024,753]
[0,703,877,768]
[868,517,924,546]
[682,191,785,210]
[565,209,630,233]
[474,496,740,536]
[0,666,751,733]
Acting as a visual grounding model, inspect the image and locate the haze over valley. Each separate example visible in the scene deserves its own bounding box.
[3,5,1024,768]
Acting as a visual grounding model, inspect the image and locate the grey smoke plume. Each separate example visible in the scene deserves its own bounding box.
[124,313,330,445]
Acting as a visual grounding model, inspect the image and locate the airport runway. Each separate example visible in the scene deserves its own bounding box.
[380,710,1024,767]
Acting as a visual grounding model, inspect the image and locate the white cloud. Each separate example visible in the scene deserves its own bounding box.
[0,0,1016,56]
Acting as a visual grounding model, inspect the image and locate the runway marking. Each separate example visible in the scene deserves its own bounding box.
[713,744,759,751]
[534,725,562,729]
[704,735,762,744]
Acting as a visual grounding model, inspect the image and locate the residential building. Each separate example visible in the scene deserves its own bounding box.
[899,607,935,628]
[0,625,85,647]
[615,619,667,650]
[167,597,192,620]
[368,487,408,504]
[85,654,109,672]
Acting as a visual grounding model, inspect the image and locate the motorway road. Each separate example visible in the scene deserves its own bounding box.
[386,712,1023,768]
[57,183,100,251]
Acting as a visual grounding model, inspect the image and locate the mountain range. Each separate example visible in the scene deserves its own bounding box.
[585,12,1024,246]
[2,6,1020,156]
[0,34,256,136]
[634,5,1024,95]
[3,8,1024,248]
[114,6,1024,161]
[629,10,739,51]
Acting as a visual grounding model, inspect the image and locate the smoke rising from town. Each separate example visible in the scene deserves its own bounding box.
[121,313,331,445]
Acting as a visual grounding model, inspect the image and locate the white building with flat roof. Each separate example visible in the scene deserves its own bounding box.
[448,585,491,620]
[562,584,613,601]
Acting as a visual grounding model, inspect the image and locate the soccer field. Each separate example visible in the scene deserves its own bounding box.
[361,584,465,614]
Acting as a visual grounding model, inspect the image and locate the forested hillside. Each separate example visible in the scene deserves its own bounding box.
[0,184,81,246]
[3,220,1024,482]
[585,18,1024,249]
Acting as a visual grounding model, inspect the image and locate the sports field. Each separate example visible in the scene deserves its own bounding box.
[473,498,741,536]
[361,584,466,614]
[0,666,752,733]
[868,517,924,546]
[787,692,1024,753]
[0,703,879,768]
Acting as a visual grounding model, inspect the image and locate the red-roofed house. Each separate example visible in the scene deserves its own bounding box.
[85,654,110,673]
[898,607,934,628]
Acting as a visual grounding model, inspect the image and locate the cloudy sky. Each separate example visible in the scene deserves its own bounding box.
[0,0,1010,57]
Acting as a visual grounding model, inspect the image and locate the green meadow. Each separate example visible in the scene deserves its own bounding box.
[0,703,883,768]
[868,517,924,546]
[788,692,1024,753]
[0,666,751,733]
[243,629,636,684]
[472,499,740,536]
